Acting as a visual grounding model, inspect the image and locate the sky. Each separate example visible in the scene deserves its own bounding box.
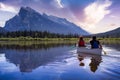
[0,0,120,33]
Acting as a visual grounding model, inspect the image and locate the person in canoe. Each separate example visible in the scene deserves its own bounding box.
[90,36,102,49]
[78,36,86,47]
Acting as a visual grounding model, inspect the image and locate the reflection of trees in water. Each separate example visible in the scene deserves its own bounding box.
[77,53,102,72]
[0,41,75,50]
[102,42,120,51]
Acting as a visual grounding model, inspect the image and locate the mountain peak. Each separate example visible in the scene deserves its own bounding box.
[20,7,35,12]
[19,7,39,16]
[18,7,41,20]
[42,13,47,16]
[4,6,89,35]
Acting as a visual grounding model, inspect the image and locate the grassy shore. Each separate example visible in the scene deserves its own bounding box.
[0,37,78,41]
[99,38,120,44]
[0,37,119,43]
[0,37,119,47]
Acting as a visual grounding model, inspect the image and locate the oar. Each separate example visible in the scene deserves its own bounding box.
[70,43,78,49]
[103,49,107,55]
[99,44,107,55]
[70,45,76,49]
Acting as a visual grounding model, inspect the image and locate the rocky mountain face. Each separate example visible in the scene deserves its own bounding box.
[0,27,7,33]
[4,7,89,35]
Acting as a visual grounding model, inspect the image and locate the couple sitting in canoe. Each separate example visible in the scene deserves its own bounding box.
[78,36,102,49]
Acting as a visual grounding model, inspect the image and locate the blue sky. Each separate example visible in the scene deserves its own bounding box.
[0,0,120,33]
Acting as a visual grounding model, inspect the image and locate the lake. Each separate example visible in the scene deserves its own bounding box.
[0,41,120,80]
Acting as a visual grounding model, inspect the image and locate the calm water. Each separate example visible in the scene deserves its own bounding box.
[0,41,120,80]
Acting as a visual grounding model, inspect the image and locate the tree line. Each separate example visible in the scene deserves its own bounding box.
[0,31,79,38]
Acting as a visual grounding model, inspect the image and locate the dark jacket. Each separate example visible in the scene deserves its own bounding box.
[90,40,100,48]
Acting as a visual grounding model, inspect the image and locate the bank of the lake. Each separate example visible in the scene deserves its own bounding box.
[0,38,119,46]
[0,37,78,41]
[0,37,119,43]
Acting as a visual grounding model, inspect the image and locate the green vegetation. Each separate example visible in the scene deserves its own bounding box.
[83,38,120,44]
[0,30,119,43]
[85,38,120,44]
[0,40,76,46]
[99,38,120,44]
[0,31,119,44]
[0,37,119,44]
[0,31,79,38]
[0,37,78,41]
[0,37,119,50]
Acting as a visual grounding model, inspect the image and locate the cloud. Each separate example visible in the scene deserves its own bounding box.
[109,15,120,20]
[0,21,5,27]
[50,0,63,8]
[109,23,116,27]
[82,0,112,28]
[56,0,63,8]
[0,2,17,13]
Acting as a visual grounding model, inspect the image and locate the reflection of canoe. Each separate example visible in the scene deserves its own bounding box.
[77,52,102,72]
[77,47,102,55]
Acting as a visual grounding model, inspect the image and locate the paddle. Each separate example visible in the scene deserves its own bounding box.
[70,44,77,49]
[99,44,107,55]
[103,49,107,55]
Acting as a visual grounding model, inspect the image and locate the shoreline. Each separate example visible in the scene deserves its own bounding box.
[0,37,78,41]
[0,37,119,40]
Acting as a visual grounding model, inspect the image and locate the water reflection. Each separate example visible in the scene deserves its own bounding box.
[0,41,75,50]
[89,55,102,72]
[0,41,120,80]
[77,53,102,72]
[102,42,120,51]
[0,41,75,72]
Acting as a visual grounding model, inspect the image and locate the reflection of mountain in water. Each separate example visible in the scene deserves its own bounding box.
[1,42,74,72]
[77,53,102,72]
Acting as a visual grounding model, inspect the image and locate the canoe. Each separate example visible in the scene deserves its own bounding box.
[77,47,102,55]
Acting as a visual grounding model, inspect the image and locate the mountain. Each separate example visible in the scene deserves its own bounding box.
[4,7,89,35]
[0,27,7,33]
[43,13,88,35]
[96,27,120,37]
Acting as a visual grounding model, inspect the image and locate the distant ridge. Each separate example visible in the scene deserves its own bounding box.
[4,7,89,35]
[96,27,120,37]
